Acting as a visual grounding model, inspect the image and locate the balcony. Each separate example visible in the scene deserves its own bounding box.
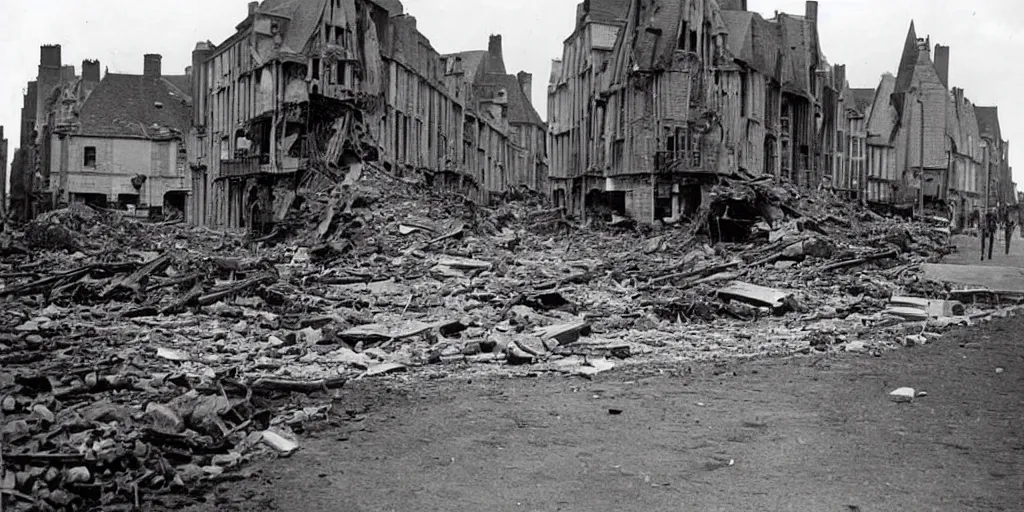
[220,154,271,179]
[655,151,704,174]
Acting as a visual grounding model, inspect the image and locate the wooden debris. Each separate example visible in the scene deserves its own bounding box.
[717,281,793,309]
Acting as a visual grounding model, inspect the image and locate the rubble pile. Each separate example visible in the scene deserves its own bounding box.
[0,166,1006,510]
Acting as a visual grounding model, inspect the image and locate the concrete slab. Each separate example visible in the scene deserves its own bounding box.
[921,263,1024,291]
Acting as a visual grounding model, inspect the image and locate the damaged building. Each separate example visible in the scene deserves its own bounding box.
[189,0,548,230]
[549,0,833,224]
[442,36,548,196]
[864,22,992,221]
[8,46,192,221]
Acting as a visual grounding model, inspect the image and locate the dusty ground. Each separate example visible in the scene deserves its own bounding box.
[177,236,1024,512]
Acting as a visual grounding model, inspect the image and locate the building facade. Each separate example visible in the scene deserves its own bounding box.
[9,46,191,221]
[547,0,831,224]
[547,0,630,214]
[188,0,547,230]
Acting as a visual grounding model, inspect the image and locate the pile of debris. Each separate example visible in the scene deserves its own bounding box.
[0,166,1003,510]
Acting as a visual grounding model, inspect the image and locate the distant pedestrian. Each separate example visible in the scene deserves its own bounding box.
[1006,216,1016,255]
[982,209,997,260]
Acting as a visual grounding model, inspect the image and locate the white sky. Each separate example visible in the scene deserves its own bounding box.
[2,0,1022,186]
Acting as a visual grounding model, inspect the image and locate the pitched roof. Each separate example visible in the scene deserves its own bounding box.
[367,0,403,15]
[893,21,919,96]
[257,0,328,56]
[475,73,544,126]
[627,0,728,72]
[162,75,191,100]
[585,0,630,26]
[721,10,782,78]
[851,88,875,113]
[444,50,488,82]
[866,73,897,145]
[77,74,190,138]
[974,106,1001,140]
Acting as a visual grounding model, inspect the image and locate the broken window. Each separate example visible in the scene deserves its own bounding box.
[679,20,688,50]
[83,146,96,167]
[311,58,320,80]
[336,62,346,85]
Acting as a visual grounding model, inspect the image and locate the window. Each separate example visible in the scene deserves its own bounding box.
[337,62,346,85]
[83,146,96,167]
[312,58,320,79]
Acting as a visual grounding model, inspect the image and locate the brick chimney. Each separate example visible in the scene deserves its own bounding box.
[82,60,100,83]
[248,1,258,15]
[36,45,62,139]
[805,1,818,21]
[488,34,503,64]
[144,54,162,78]
[516,71,533,106]
[934,44,949,88]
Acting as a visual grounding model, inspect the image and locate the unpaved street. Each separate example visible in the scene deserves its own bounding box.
[182,236,1024,512]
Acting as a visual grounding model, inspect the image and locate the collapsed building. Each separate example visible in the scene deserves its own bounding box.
[8,46,192,222]
[548,0,836,224]
[187,0,547,230]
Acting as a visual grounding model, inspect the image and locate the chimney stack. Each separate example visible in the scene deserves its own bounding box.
[934,44,949,88]
[144,54,162,78]
[720,0,747,10]
[36,45,62,140]
[248,1,258,16]
[82,60,100,83]
[488,34,503,62]
[516,71,533,106]
[805,1,818,21]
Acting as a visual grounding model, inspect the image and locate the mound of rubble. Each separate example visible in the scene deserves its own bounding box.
[0,165,1011,510]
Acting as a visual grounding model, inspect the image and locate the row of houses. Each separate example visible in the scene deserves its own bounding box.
[8,0,547,229]
[547,0,1014,226]
[5,0,1015,229]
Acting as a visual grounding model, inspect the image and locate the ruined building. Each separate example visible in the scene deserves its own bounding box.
[9,46,191,220]
[547,0,631,213]
[864,22,988,221]
[188,0,547,230]
[548,0,833,223]
[442,35,547,195]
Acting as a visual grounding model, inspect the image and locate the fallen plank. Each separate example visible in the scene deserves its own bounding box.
[249,377,347,393]
[102,253,172,298]
[535,322,592,345]
[820,249,898,272]
[648,260,742,287]
[197,275,276,306]
[716,281,793,309]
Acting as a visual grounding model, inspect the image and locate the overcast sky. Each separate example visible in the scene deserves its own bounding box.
[2,0,1022,188]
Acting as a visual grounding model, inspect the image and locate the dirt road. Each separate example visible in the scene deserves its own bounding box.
[180,237,1024,512]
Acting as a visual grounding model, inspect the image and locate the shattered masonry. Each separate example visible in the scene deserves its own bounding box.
[187,0,547,230]
[547,0,1014,225]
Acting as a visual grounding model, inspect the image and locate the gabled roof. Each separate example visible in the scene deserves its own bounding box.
[585,0,630,26]
[443,50,488,82]
[257,0,329,56]
[974,106,1001,140]
[721,10,782,78]
[367,0,403,15]
[624,0,728,73]
[851,88,875,113]
[475,73,544,126]
[77,74,190,138]
[866,73,897,145]
[893,21,919,97]
[163,75,191,100]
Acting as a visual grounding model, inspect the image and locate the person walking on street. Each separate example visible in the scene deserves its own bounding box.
[1006,214,1016,255]
[982,208,997,260]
